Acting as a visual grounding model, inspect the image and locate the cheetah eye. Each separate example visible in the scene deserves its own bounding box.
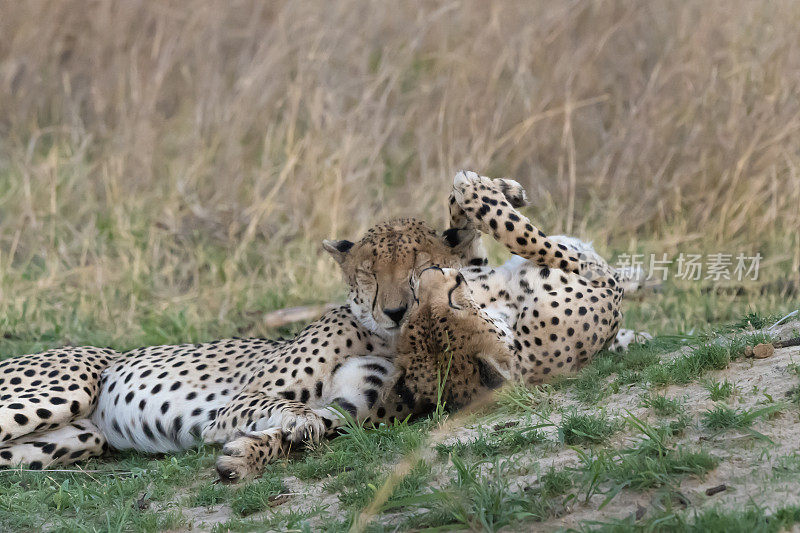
[355,262,375,278]
[355,270,375,282]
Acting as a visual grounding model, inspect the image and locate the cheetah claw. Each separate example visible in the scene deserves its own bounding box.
[279,411,326,444]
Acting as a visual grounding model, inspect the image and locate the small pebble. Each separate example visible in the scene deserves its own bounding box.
[752,343,774,359]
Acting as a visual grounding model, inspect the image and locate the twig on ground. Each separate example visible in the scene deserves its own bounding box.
[744,337,800,359]
[263,304,340,329]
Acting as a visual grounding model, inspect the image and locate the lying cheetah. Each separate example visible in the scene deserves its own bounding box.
[397,171,645,412]
[0,217,476,480]
[0,171,646,481]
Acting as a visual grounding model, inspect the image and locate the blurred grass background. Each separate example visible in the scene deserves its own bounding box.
[1,0,799,357]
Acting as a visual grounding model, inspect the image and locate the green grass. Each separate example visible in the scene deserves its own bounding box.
[553,325,781,406]
[559,411,622,446]
[436,423,548,459]
[704,378,735,401]
[538,466,574,497]
[574,414,717,507]
[731,311,783,331]
[576,445,717,504]
[289,417,428,482]
[789,362,800,409]
[188,482,231,508]
[0,450,205,532]
[210,506,327,533]
[640,393,684,416]
[0,302,797,532]
[701,404,784,436]
[496,382,556,418]
[401,456,543,532]
[228,474,286,517]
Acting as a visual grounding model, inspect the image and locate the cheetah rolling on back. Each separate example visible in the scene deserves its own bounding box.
[0,171,648,481]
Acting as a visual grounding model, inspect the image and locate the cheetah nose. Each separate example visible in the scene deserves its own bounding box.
[383,306,408,326]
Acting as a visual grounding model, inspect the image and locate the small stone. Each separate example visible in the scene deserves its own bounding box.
[752,343,774,359]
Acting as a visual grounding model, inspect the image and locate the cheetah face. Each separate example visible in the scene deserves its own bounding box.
[323,218,475,340]
[397,267,515,408]
[415,266,515,379]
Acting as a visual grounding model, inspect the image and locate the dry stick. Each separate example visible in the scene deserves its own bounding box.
[773,337,800,349]
[263,304,340,329]
[745,337,800,359]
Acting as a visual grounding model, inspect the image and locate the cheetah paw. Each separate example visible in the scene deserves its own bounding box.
[453,171,528,208]
[215,455,251,483]
[452,171,530,234]
[279,410,326,444]
[611,329,654,353]
[215,428,284,483]
[497,178,528,208]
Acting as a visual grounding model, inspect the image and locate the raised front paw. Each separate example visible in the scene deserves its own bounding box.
[452,171,529,232]
[453,170,528,208]
[215,428,284,483]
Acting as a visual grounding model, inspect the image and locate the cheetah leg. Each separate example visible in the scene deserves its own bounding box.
[203,392,327,446]
[447,173,529,268]
[204,392,325,482]
[451,171,619,289]
[0,419,107,470]
[210,382,399,483]
[205,353,398,444]
[208,357,401,482]
[211,391,399,483]
[447,191,489,267]
[0,346,119,445]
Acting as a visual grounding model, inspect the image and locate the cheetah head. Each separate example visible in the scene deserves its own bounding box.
[396,267,516,410]
[323,218,475,339]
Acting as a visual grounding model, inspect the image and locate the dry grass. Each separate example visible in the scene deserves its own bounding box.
[1,0,799,353]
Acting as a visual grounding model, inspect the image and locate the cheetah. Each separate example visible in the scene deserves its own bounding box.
[395,171,648,412]
[0,218,478,481]
[0,171,647,481]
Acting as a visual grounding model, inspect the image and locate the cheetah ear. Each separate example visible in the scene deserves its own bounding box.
[322,239,355,264]
[476,357,507,390]
[440,228,476,251]
[476,353,514,385]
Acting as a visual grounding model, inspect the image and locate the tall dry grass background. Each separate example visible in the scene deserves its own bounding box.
[1,0,799,353]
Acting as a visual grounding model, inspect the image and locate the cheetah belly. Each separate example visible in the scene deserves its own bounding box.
[92,353,244,453]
